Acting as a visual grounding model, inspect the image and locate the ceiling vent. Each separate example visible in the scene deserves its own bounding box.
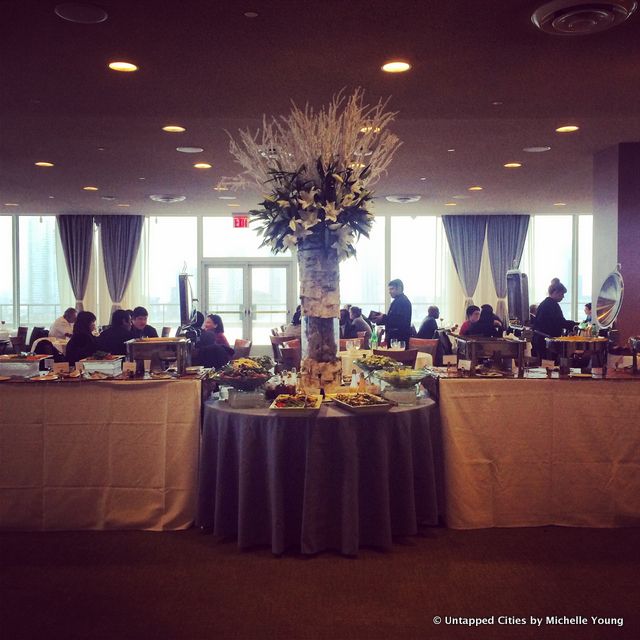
[149,194,186,203]
[532,0,637,35]
[385,195,421,204]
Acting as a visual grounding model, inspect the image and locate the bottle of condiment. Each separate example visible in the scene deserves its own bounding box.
[370,329,378,350]
[317,373,325,399]
[357,373,367,392]
[350,369,358,388]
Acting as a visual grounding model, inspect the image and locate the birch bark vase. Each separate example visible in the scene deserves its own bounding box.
[297,231,342,391]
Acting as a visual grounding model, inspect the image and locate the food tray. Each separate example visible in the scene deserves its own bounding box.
[269,394,322,416]
[80,356,124,376]
[332,392,393,414]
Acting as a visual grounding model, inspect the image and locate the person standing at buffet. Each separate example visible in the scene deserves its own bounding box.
[532,278,577,357]
[66,311,98,366]
[370,279,412,346]
[202,314,230,348]
[49,307,77,338]
[130,306,158,339]
[97,309,133,355]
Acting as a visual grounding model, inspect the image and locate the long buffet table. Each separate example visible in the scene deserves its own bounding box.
[435,377,640,529]
[0,378,201,531]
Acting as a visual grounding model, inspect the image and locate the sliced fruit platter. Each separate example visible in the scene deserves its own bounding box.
[353,354,401,376]
[332,392,393,414]
[269,393,323,416]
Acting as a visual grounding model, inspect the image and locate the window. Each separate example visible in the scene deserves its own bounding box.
[390,216,442,328]
[146,217,197,328]
[528,215,574,319]
[339,216,386,314]
[203,217,274,258]
[18,216,67,326]
[577,215,593,319]
[0,217,13,325]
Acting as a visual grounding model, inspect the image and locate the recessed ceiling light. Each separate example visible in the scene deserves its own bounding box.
[244,11,258,18]
[176,146,203,153]
[523,146,551,153]
[83,186,99,191]
[55,3,108,24]
[138,177,146,181]
[447,148,455,152]
[108,61,138,72]
[385,195,421,203]
[504,162,522,168]
[491,101,503,106]
[419,177,427,181]
[213,186,229,191]
[162,125,186,133]
[452,195,470,200]
[381,61,411,73]
[349,162,366,169]
[101,195,116,201]
[444,202,457,206]
[555,125,579,133]
[194,162,212,169]
[468,186,483,191]
[218,196,237,200]
[35,161,54,167]
[4,203,19,206]
[149,194,186,203]
[97,147,105,151]
[117,203,130,207]
[359,125,381,133]
[554,202,567,206]
[227,203,240,207]
[48,195,55,199]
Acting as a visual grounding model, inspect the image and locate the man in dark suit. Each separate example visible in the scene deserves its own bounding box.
[370,279,412,346]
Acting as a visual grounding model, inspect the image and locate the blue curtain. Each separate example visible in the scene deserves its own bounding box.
[442,215,488,308]
[487,215,530,322]
[56,215,94,311]
[96,215,144,314]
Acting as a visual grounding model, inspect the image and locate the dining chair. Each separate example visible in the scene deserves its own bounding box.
[10,336,26,354]
[280,347,301,370]
[232,338,252,359]
[161,326,172,337]
[409,338,439,363]
[373,348,418,367]
[269,335,299,363]
[28,327,48,351]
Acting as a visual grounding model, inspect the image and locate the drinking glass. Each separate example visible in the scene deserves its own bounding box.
[390,339,399,350]
[397,340,406,350]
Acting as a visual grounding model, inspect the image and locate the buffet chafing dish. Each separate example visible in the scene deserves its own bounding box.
[455,336,526,378]
[544,336,609,375]
[125,337,191,375]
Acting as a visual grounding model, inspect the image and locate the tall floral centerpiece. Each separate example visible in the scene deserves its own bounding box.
[228,89,401,390]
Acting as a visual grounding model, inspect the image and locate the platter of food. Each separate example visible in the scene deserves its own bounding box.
[0,375,11,382]
[269,393,322,416]
[150,372,173,380]
[332,392,393,414]
[83,371,110,380]
[31,373,59,382]
[210,357,273,391]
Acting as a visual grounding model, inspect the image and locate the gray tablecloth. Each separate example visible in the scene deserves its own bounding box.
[197,400,440,555]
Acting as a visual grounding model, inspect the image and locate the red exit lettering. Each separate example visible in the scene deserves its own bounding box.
[233,214,249,228]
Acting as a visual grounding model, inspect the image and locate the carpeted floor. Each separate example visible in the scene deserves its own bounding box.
[1,526,639,640]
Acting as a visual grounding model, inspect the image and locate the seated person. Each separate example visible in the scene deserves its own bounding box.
[339,308,350,338]
[345,306,372,342]
[202,314,230,348]
[417,305,440,339]
[130,306,159,339]
[49,307,77,338]
[97,309,132,355]
[583,302,592,323]
[529,304,538,324]
[284,305,302,338]
[466,304,501,338]
[459,305,480,336]
[66,311,98,366]
[195,329,233,369]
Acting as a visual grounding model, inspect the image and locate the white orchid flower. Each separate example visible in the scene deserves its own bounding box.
[297,187,319,209]
[323,201,341,222]
[300,208,320,229]
[282,235,298,249]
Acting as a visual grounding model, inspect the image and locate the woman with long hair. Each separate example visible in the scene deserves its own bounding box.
[532,278,576,357]
[66,311,98,366]
[202,314,230,348]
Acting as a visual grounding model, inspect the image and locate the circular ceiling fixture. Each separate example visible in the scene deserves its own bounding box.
[162,125,185,133]
[54,3,108,23]
[531,0,637,35]
[523,146,551,152]
[504,162,523,168]
[381,61,411,73]
[108,61,138,72]
[83,185,99,191]
[193,162,212,169]
[149,194,186,203]
[35,161,54,167]
[244,11,259,18]
[555,124,580,132]
[176,146,203,153]
[385,195,421,203]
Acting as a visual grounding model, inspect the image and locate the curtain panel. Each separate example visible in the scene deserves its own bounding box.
[56,215,94,311]
[442,215,488,308]
[487,215,530,322]
[96,215,144,317]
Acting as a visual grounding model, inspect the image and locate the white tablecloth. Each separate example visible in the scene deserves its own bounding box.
[0,378,201,531]
[438,378,640,528]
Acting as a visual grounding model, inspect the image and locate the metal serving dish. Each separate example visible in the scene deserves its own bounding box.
[455,337,527,378]
[125,337,191,375]
[630,336,640,375]
[596,268,624,329]
[544,336,609,360]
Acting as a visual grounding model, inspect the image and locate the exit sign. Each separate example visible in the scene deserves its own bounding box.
[233,214,249,228]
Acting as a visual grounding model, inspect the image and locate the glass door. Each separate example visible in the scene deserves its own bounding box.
[204,260,294,346]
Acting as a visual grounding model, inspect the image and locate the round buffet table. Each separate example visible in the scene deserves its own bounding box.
[197,399,441,555]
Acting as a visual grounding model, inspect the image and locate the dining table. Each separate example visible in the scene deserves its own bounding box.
[197,398,442,555]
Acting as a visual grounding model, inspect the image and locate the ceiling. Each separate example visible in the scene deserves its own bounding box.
[2,0,640,217]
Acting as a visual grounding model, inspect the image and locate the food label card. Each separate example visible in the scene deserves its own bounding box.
[52,362,70,374]
[458,359,471,371]
[542,359,555,369]
[443,355,457,366]
[123,362,137,374]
